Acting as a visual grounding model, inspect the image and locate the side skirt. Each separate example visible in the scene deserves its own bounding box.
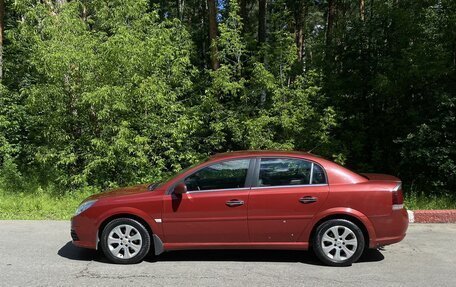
[162,242,309,251]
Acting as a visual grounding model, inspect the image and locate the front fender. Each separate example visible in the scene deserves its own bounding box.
[95,207,164,240]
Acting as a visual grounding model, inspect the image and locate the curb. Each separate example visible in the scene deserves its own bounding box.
[407,210,456,223]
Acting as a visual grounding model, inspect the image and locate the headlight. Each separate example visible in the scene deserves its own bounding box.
[74,200,97,216]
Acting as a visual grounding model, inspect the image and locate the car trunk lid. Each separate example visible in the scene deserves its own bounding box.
[360,173,401,182]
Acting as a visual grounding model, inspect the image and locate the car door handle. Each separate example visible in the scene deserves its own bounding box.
[299,196,318,204]
[225,200,245,207]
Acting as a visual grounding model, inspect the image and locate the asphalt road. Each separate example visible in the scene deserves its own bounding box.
[0,221,455,287]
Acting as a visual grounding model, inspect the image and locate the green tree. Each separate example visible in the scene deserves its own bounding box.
[0,0,454,196]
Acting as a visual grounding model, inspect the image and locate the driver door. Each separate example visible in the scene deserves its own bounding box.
[162,158,252,244]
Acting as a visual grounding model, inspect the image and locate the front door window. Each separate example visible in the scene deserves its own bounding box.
[185,159,250,191]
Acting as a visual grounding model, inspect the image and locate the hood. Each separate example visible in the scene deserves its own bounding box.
[360,173,400,182]
[87,183,152,201]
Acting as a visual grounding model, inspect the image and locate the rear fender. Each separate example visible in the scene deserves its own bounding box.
[299,207,377,248]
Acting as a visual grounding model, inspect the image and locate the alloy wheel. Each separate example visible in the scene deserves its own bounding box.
[107,224,143,259]
[321,225,358,262]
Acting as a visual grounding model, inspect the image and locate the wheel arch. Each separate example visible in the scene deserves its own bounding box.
[303,208,377,249]
[98,213,154,242]
[97,212,166,255]
[95,208,165,253]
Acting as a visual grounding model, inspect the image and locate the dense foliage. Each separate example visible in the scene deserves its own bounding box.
[0,0,454,197]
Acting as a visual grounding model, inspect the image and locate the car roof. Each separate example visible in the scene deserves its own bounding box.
[210,150,322,161]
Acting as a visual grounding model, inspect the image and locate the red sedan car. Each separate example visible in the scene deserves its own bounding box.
[71,150,408,266]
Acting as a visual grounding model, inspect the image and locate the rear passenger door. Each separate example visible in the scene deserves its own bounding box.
[247,157,329,242]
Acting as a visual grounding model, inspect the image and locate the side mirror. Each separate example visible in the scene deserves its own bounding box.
[173,182,187,195]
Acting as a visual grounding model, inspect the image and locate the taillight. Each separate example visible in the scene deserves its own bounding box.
[392,183,404,210]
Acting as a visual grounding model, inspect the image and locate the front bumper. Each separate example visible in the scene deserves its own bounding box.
[71,214,98,249]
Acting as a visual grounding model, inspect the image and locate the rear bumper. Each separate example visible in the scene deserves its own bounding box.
[370,208,409,248]
[71,215,98,250]
[376,233,406,246]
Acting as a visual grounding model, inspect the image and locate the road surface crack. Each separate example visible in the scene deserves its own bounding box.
[75,261,93,279]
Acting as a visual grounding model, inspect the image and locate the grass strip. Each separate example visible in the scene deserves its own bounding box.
[0,189,455,220]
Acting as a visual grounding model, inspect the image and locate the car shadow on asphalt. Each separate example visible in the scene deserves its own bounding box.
[58,242,108,263]
[58,241,384,266]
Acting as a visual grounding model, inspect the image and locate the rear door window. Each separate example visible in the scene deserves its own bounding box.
[258,158,326,187]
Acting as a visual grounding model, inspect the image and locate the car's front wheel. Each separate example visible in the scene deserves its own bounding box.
[312,219,365,266]
[100,218,151,264]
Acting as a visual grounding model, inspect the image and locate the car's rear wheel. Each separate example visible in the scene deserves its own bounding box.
[100,218,151,264]
[312,219,365,266]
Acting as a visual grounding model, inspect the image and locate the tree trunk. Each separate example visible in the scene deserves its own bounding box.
[207,0,219,70]
[258,0,267,44]
[326,0,335,45]
[0,0,4,80]
[81,0,88,22]
[177,0,184,21]
[201,0,208,69]
[240,0,247,30]
[359,0,365,21]
[56,0,67,9]
[294,1,308,64]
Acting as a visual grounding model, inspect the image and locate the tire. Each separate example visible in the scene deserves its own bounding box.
[100,218,151,264]
[312,219,365,267]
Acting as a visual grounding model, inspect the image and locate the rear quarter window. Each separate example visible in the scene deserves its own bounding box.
[311,163,327,184]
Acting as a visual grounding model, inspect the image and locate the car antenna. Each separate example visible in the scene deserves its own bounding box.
[307,143,322,154]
